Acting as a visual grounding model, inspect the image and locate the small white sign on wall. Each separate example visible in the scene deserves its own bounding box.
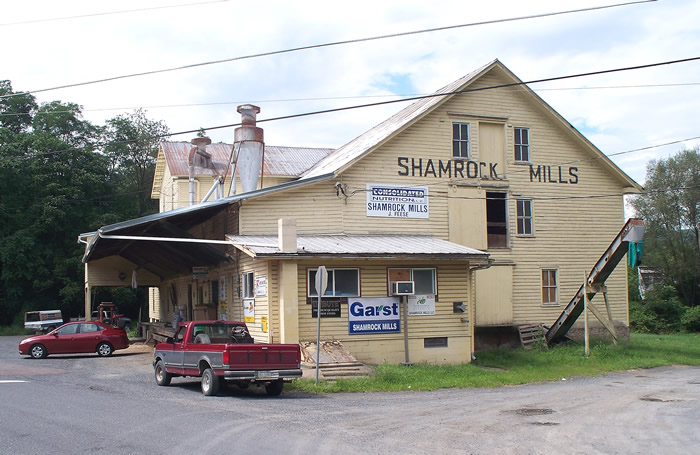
[408,294,436,316]
[243,298,255,323]
[255,275,267,297]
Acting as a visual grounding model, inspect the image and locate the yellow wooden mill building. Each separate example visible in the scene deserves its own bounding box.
[79,59,642,365]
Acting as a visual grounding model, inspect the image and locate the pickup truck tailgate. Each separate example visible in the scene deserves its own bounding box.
[227,344,299,370]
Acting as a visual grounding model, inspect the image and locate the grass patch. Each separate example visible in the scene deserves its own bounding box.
[0,324,33,336]
[291,333,700,393]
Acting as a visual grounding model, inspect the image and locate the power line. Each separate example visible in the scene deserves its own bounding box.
[3,81,700,119]
[0,0,230,27]
[0,0,656,99]
[3,56,699,162]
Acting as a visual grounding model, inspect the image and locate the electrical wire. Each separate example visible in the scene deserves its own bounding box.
[3,81,700,119]
[0,0,230,27]
[3,56,699,163]
[0,0,656,99]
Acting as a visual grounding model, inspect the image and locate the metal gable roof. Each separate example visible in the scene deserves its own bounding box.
[299,60,495,180]
[159,141,334,178]
[299,59,641,191]
[81,173,335,277]
[227,234,489,261]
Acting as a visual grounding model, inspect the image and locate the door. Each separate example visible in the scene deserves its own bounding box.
[50,323,81,353]
[475,265,514,326]
[448,186,487,250]
[161,325,186,374]
[478,122,505,178]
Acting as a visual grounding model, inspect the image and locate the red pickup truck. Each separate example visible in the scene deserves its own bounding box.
[153,320,302,396]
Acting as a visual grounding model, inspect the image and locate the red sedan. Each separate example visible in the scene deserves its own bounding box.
[19,321,129,358]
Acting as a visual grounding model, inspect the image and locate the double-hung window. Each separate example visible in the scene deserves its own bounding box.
[308,268,360,297]
[516,199,533,235]
[241,272,254,299]
[514,127,530,162]
[452,123,470,158]
[542,269,558,305]
[388,268,437,295]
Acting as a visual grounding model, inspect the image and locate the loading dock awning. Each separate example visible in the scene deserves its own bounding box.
[228,234,490,263]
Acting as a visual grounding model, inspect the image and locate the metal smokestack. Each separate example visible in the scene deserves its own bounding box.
[188,136,212,205]
[233,105,264,193]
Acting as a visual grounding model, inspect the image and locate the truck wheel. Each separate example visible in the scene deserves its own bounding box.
[30,344,48,359]
[154,360,171,386]
[265,379,284,396]
[96,342,114,357]
[201,368,220,396]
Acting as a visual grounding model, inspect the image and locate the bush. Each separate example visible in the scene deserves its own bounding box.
[630,285,685,333]
[681,306,700,332]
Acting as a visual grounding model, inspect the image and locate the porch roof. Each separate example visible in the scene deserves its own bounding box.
[227,234,489,262]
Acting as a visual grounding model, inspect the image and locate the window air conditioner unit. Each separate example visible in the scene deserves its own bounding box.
[391,281,415,296]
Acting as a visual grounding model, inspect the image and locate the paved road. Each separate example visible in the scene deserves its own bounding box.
[1,335,698,455]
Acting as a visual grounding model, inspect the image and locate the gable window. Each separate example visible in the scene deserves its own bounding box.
[542,269,558,305]
[516,199,533,235]
[388,268,437,295]
[514,127,530,162]
[308,268,360,297]
[241,272,254,299]
[486,192,508,248]
[452,123,470,158]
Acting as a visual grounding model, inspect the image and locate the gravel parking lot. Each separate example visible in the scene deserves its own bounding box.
[1,335,699,454]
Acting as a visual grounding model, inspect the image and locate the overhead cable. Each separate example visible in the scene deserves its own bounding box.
[0,0,656,99]
[3,56,699,161]
[0,0,230,27]
[3,81,700,119]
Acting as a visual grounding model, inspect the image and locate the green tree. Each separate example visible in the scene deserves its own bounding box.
[0,82,170,325]
[630,148,699,308]
[0,80,37,133]
[103,109,169,217]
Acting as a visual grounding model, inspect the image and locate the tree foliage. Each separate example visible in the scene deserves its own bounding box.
[0,81,169,324]
[630,147,700,308]
[103,109,169,217]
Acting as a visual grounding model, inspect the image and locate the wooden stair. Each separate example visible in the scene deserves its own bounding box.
[519,324,547,349]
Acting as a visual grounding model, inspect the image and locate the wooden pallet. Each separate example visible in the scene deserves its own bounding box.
[519,324,547,349]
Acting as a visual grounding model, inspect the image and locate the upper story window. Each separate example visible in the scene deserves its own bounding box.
[308,268,360,297]
[514,127,530,162]
[516,199,533,235]
[452,123,470,158]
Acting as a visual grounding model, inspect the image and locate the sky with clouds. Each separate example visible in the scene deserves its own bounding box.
[3,0,699,185]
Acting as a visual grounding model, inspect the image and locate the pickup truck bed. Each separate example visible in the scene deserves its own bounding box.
[153,320,302,396]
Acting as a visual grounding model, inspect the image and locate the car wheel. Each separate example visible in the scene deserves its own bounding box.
[30,344,48,359]
[96,342,114,357]
[154,360,171,386]
[201,368,220,396]
[265,379,284,397]
[122,322,131,331]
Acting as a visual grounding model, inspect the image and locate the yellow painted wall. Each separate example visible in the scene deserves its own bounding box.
[292,259,473,365]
